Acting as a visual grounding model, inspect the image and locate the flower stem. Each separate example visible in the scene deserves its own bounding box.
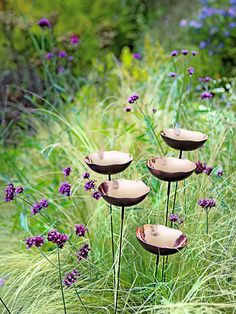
[74,286,90,314]
[57,248,67,314]
[0,297,11,314]
[206,210,209,235]
[38,248,58,268]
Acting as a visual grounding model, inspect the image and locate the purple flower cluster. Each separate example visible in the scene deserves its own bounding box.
[169,213,183,224]
[201,91,213,99]
[82,172,90,179]
[70,34,80,45]
[63,269,80,287]
[198,198,216,209]
[169,72,177,78]
[58,51,67,58]
[75,224,87,237]
[133,53,142,60]
[125,106,132,112]
[25,236,45,249]
[59,181,71,196]
[195,161,213,176]
[199,76,212,83]
[4,183,23,202]
[84,180,96,191]
[31,199,49,215]
[92,191,101,200]
[217,169,223,177]
[170,50,178,56]
[76,244,90,261]
[63,167,71,177]
[47,229,69,248]
[182,49,189,55]
[38,18,51,28]
[128,94,139,104]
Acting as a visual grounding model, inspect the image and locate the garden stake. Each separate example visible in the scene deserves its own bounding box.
[154,249,160,281]
[114,206,125,314]
[58,248,67,314]
[108,174,116,289]
[0,297,11,314]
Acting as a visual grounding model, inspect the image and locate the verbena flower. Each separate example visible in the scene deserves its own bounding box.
[170,50,178,56]
[168,72,177,78]
[45,52,54,60]
[92,191,101,200]
[76,244,90,261]
[125,106,132,112]
[63,269,80,287]
[25,236,45,249]
[82,172,90,179]
[179,19,187,27]
[217,169,223,177]
[63,167,71,177]
[75,224,87,237]
[169,213,183,224]
[192,51,198,56]
[133,53,142,60]
[70,34,80,45]
[152,108,157,113]
[39,199,49,208]
[84,180,96,191]
[182,49,189,55]
[59,182,71,196]
[198,198,216,209]
[38,18,51,28]
[58,51,67,58]
[4,183,15,202]
[47,229,69,248]
[188,67,194,75]
[201,91,213,99]
[58,66,65,74]
[199,76,212,83]
[128,94,139,104]
[68,56,74,61]
[31,202,42,215]
[15,186,24,195]
[195,161,206,174]
[0,278,5,287]
[203,165,213,176]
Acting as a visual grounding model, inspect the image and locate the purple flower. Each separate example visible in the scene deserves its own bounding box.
[179,19,188,27]
[59,182,71,196]
[68,56,74,61]
[199,41,207,49]
[4,183,15,202]
[170,50,178,56]
[47,229,69,248]
[0,278,5,287]
[199,76,212,83]
[25,236,45,249]
[15,186,24,195]
[84,180,96,191]
[192,51,198,56]
[58,51,67,58]
[75,224,87,237]
[152,108,157,113]
[189,20,202,29]
[70,34,80,45]
[195,161,206,174]
[38,18,51,28]
[198,198,216,209]
[201,91,213,99]
[76,244,90,262]
[217,169,223,177]
[125,106,132,112]
[168,72,177,78]
[169,213,183,224]
[133,53,142,60]
[128,93,139,104]
[188,67,195,75]
[63,269,80,287]
[92,191,101,200]
[45,52,54,60]
[63,167,71,177]
[223,31,230,37]
[182,49,189,56]
[40,199,49,208]
[229,22,236,29]
[203,165,213,176]
[82,172,90,179]
[31,202,42,215]
[58,66,65,74]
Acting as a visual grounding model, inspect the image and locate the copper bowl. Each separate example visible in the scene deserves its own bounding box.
[146,157,196,182]
[136,224,187,256]
[161,128,208,151]
[98,179,150,207]
[84,151,133,175]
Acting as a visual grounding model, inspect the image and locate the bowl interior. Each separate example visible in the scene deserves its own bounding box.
[85,151,133,166]
[147,157,196,173]
[142,224,185,248]
[99,179,150,199]
[161,128,208,142]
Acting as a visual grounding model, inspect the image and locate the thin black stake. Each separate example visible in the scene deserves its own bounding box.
[171,150,183,225]
[114,206,125,314]
[0,297,11,314]
[57,248,67,314]
[108,174,115,289]
[165,181,171,227]
[154,249,160,281]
